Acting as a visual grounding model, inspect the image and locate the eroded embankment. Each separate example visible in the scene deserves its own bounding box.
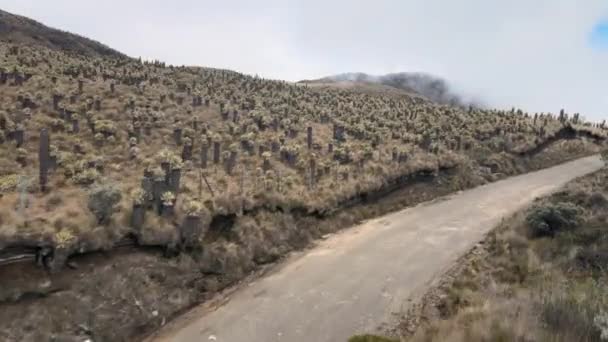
[0,125,601,268]
[0,135,603,342]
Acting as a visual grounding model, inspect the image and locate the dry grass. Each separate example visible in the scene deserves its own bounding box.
[0,33,602,256]
[349,335,400,342]
[399,168,608,342]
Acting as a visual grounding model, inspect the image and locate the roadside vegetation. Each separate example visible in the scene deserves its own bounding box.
[399,157,608,341]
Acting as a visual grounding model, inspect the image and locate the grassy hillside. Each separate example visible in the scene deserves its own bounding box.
[1,35,603,262]
[1,4,607,263]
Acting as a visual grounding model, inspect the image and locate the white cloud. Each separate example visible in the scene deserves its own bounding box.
[2,0,607,119]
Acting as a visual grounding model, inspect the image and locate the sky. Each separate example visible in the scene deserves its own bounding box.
[2,0,608,120]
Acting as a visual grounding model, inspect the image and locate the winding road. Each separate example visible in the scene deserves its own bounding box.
[151,155,604,342]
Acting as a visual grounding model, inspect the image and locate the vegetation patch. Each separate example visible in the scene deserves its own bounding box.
[526,201,583,237]
[349,334,399,342]
[397,168,608,342]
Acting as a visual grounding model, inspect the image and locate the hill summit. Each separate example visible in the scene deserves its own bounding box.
[0,9,125,58]
[307,72,475,107]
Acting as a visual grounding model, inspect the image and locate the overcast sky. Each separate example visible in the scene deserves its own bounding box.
[3,0,608,120]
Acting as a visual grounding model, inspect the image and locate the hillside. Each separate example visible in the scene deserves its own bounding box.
[302,72,476,107]
[0,9,606,341]
[0,9,125,58]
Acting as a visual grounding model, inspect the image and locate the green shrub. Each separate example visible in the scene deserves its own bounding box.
[88,182,122,224]
[526,202,583,238]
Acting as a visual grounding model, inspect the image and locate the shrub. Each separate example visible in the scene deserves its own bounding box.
[72,168,100,185]
[587,192,608,209]
[601,149,608,167]
[183,199,204,216]
[88,182,122,224]
[594,311,608,341]
[0,174,19,193]
[54,229,75,248]
[348,335,397,342]
[526,202,583,237]
[131,188,146,206]
[540,280,608,341]
[576,248,608,271]
[161,191,175,206]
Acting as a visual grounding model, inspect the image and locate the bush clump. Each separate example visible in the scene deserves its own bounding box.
[88,182,122,224]
[526,202,583,237]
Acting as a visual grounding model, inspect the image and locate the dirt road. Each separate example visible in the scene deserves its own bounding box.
[152,155,603,342]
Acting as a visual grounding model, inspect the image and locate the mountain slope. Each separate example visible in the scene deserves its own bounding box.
[0,9,125,58]
[0,9,605,342]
